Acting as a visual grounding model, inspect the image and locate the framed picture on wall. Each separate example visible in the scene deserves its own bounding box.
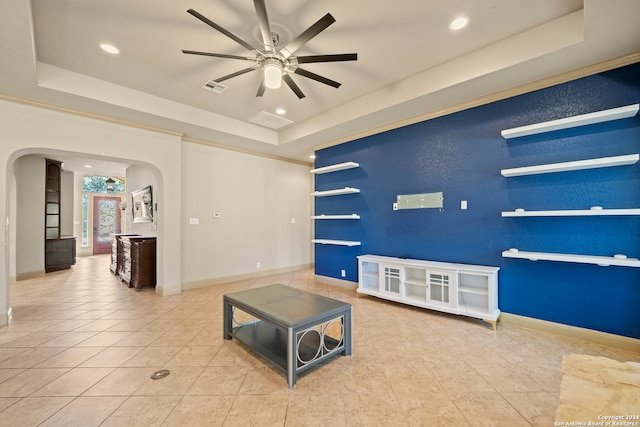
[132,185,153,223]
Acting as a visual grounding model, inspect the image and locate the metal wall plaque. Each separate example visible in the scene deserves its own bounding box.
[396,192,443,210]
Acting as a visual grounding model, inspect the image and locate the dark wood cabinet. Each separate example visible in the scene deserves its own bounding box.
[119,236,156,291]
[45,236,76,273]
[110,233,139,275]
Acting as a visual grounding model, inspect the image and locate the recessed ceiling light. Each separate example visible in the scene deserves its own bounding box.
[84,165,93,168]
[100,43,120,54]
[275,108,286,115]
[449,16,469,31]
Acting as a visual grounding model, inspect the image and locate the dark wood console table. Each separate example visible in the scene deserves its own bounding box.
[119,236,156,291]
[110,233,139,275]
[223,284,352,388]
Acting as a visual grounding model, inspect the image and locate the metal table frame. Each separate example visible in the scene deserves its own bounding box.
[223,284,352,388]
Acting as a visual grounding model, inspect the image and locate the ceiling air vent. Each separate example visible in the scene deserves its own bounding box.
[247,111,293,130]
[200,80,228,94]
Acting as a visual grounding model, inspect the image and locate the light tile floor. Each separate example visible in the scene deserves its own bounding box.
[0,255,638,426]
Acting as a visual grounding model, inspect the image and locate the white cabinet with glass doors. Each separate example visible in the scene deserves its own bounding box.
[357,255,499,329]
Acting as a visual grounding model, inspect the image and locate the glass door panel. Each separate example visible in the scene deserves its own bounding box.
[382,265,401,296]
[428,271,454,308]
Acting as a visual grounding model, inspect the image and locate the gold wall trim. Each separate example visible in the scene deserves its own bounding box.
[500,312,640,352]
[314,51,640,152]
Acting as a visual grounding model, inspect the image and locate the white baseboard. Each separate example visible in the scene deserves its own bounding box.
[182,263,313,291]
[314,274,358,290]
[15,270,46,281]
[154,285,181,297]
[500,312,640,353]
[0,306,12,326]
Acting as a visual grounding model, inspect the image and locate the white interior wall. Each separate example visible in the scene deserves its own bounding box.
[60,169,74,237]
[8,169,16,282]
[73,173,88,256]
[125,165,159,236]
[180,141,312,286]
[15,155,44,278]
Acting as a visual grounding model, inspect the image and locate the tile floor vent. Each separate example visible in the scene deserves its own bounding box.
[200,80,228,94]
[247,111,293,130]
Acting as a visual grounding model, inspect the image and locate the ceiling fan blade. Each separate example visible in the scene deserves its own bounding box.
[294,53,358,64]
[181,50,254,61]
[280,13,335,59]
[283,74,305,99]
[253,0,275,53]
[256,78,266,97]
[214,66,259,83]
[294,68,341,88]
[187,9,258,54]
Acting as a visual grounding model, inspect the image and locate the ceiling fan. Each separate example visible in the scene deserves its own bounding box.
[182,0,358,99]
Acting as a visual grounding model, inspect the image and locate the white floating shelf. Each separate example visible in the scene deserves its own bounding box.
[312,214,361,220]
[502,208,640,217]
[501,154,639,177]
[311,187,360,197]
[502,250,640,267]
[501,103,639,139]
[310,162,359,174]
[312,239,361,246]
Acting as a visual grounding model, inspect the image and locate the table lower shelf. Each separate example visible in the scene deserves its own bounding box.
[233,321,341,372]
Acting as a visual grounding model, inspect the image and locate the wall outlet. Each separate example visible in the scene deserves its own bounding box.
[189,218,199,225]
[256,262,261,269]
[461,200,467,210]
[291,218,296,224]
[341,269,346,277]
[393,202,398,210]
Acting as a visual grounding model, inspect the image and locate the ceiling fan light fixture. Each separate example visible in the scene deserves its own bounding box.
[263,59,283,89]
[182,3,358,99]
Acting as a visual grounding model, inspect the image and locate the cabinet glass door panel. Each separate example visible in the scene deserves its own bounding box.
[46,215,59,227]
[428,271,454,308]
[359,261,379,291]
[46,192,59,203]
[381,265,401,296]
[46,203,59,214]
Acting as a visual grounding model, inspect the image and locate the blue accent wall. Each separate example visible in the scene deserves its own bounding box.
[314,63,640,339]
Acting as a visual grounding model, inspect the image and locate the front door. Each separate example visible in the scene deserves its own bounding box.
[93,196,121,254]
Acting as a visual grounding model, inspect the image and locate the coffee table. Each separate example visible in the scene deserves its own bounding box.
[223,284,352,388]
